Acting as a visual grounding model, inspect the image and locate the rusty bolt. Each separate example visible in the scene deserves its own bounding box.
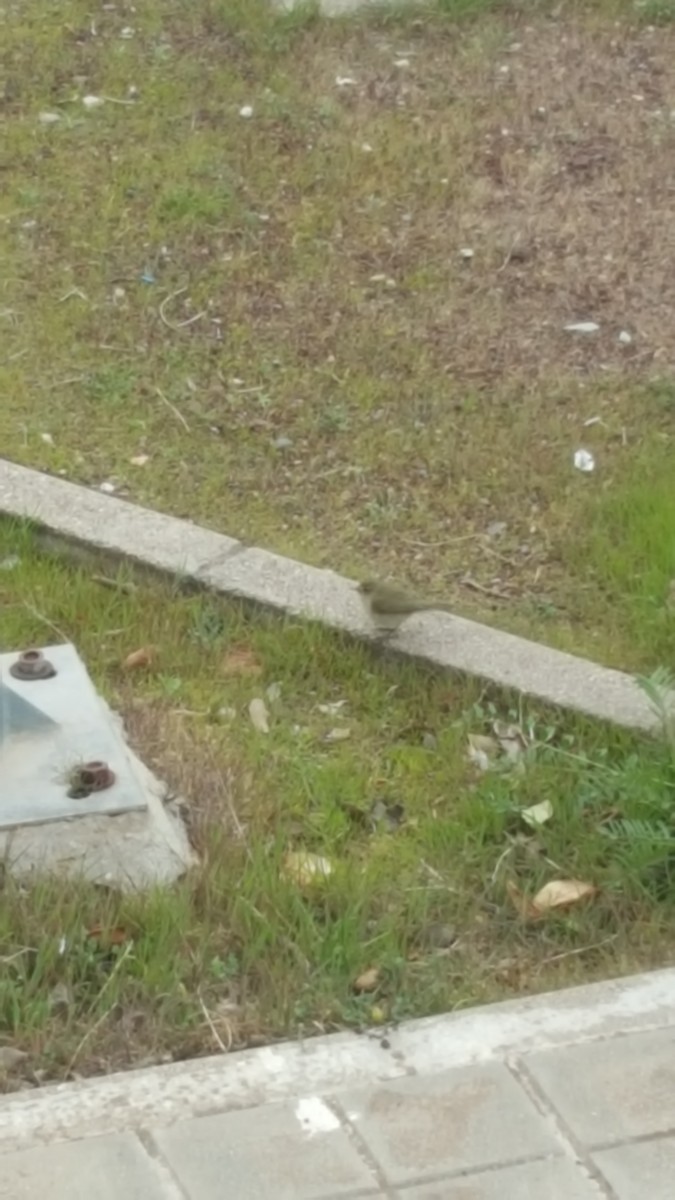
[9,649,56,681]
[78,762,115,792]
[66,761,116,799]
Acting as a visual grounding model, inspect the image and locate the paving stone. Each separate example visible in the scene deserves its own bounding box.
[592,1135,675,1198]
[0,1133,168,1200]
[339,1065,561,1186]
[152,1099,378,1199]
[396,1156,605,1198]
[524,1029,675,1146]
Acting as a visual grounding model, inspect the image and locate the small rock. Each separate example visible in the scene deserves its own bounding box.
[0,1047,28,1071]
[239,105,253,119]
[40,432,54,446]
[99,481,117,494]
[573,449,595,473]
[487,520,508,538]
[459,247,474,260]
[82,95,104,109]
[618,330,633,345]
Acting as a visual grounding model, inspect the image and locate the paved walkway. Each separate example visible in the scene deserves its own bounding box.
[1,970,675,1198]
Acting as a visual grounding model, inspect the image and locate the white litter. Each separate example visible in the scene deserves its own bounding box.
[573,449,595,473]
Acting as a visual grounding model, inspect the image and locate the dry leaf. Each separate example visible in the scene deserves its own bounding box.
[521,800,553,829]
[353,966,380,994]
[122,646,155,670]
[505,879,541,920]
[532,879,596,913]
[248,697,270,733]
[467,733,499,771]
[222,647,263,677]
[87,923,129,945]
[507,878,596,921]
[283,851,333,888]
[129,454,150,466]
[0,1046,28,1071]
[323,727,352,743]
[493,720,528,762]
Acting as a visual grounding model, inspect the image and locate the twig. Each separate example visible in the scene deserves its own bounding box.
[22,602,69,643]
[156,387,190,432]
[461,576,512,601]
[159,285,206,332]
[496,233,522,274]
[0,947,37,965]
[198,990,232,1053]
[401,534,481,548]
[92,573,138,595]
[540,935,617,967]
[65,942,133,1075]
[490,844,514,885]
[58,288,88,303]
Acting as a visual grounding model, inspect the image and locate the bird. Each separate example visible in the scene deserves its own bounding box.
[357,579,454,635]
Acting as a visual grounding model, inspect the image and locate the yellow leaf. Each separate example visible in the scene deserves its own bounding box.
[283,851,333,888]
[353,967,380,994]
[532,879,596,913]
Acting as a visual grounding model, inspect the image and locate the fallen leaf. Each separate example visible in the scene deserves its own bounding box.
[222,647,262,677]
[248,697,270,733]
[506,877,596,920]
[122,646,155,670]
[521,800,554,829]
[505,879,541,920]
[323,727,352,743]
[532,879,596,913]
[0,1047,28,1071]
[353,967,380,994]
[467,733,499,771]
[130,454,150,466]
[283,851,333,888]
[87,923,128,945]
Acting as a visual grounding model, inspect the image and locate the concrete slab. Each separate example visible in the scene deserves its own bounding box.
[524,1028,675,1146]
[397,1158,605,1199]
[0,457,241,579]
[151,1101,378,1199]
[1,458,673,735]
[0,1133,173,1200]
[0,643,147,828]
[592,1135,675,1198]
[0,970,674,1198]
[4,701,194,890]
[338,1066,560,1185]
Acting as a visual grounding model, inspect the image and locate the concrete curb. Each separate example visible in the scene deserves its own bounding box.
[0,968,674,1151]
[0,458,668,733]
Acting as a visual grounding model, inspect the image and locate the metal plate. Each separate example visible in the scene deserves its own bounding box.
[0,643,148,829]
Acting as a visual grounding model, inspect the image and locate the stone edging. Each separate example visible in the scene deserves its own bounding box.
[0,458,667,733]
[0,967,673,1150]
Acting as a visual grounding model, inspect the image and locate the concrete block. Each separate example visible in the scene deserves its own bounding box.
[592,1135,675,1198]
[0,458,240,578]
[151,1100,377,1198]
[198,545,364,629]
[339,1065,560,1185]
[0,1133,170,1200]
[398,1157,604,1198]
[524,1028,675,1146]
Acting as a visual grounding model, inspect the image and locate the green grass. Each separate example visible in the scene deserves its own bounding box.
[1,0,674,681]
[1,519,675,1086]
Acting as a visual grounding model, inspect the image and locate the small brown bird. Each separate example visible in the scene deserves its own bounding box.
[358,579,454,634]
